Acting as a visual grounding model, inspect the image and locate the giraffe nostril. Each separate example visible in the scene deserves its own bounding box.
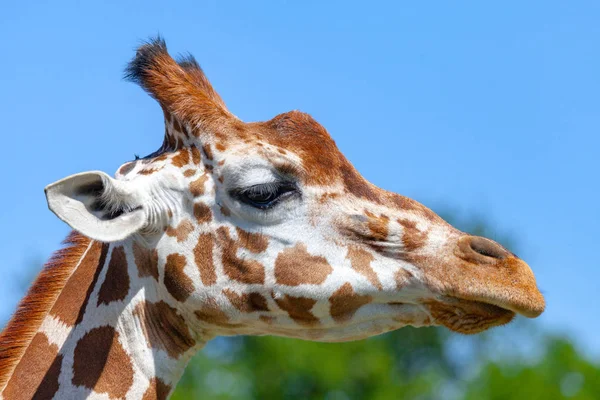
[466,236,509,260]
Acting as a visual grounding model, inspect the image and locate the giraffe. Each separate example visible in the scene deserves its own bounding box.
[0,37,545,400]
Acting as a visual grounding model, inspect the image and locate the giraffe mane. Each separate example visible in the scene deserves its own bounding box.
[0,231,92,391]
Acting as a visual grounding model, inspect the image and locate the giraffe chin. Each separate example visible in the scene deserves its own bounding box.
[422,297,515,334]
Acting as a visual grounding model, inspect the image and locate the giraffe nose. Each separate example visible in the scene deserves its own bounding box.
[456,236,512,263]
[453,235,545,318]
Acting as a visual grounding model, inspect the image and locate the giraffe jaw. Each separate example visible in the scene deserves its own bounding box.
[422,296,515,334]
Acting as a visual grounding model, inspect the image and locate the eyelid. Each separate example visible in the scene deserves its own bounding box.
[230,181,295,196]
[228,180,299,211]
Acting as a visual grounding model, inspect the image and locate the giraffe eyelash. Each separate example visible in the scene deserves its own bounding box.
[230,182,299,210]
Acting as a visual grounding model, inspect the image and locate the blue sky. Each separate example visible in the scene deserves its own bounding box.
[1,2,598,356]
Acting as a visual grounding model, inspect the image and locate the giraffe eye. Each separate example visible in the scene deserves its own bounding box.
[233,182,297,210]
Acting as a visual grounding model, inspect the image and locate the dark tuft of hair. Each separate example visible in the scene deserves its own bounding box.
[177,52,201,71]
[124,35,168,87]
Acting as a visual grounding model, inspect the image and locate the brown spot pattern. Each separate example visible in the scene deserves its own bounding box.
[318,192,340,204]
[72,326,134,399]
[133,241,159,281]
[346,246,382,290]
[217,227,265,284]
[202,144,213,160]
[142,378,172,400]
[183,169,196,177]
[0,233,92,392]
[364,211,390,241]
[138,167,161,175]
[194,233,216,286]
[223,289,269,312]
[274,294,319,326]
[189,174,208,197]
[194,297,240,328]
[220,205,231,216]
[153,153,169,163]
[191,145,201,164]
[165,219,194,242]
[171,149,190,168]
[193,203,212,223]
[398,218,428,251]
[329,283,372,323]
[215,142,226,151]
[50,241,108,326]
[164,253,194,302]
[2,333,62,400]
[97,246,130,306]
[172,119,183,134]
[133,301,196,359]
[236,227,269,253]
[395,268,414,289]
[274,243,333,286]
[118,162,135,176]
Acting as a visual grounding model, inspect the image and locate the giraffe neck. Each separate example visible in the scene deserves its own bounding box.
[0,234,206,400]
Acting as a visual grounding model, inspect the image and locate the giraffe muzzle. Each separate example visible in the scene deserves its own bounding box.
[451,235,546,319]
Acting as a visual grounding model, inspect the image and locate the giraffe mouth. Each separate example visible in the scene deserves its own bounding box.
[422,297,515,334]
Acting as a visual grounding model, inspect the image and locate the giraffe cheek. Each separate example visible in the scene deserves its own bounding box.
[217,227,266,285]
[274,243,333,286]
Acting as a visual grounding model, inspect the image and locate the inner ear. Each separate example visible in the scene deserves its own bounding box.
[45,171,146,242]
[74,177,135,220]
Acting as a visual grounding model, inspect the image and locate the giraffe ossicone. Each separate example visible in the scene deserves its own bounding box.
[0,37,545,399]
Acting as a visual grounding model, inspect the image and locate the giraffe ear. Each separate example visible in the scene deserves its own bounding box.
[44,171,146,242]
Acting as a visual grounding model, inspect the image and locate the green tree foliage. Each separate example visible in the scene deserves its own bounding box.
[171,212,599,399]
[462,337,600,400]
[173,333,600,399]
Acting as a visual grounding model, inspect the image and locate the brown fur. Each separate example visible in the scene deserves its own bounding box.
[171,149,190,168]
[165,220,194,242]
[201,144,213,161]
[50,241,108,325]
[164,253,194,302]
[133,242,159,281]
[183,169,196,178]
[394,268,414,290]
[133,301,196,359]
[217,227,266,285]
[329,283,372,323]
[190,145,201,165]
[193,203,212,223]
[97,246,130,305]
[223,289,269,313]
[398,218,428,252]
[273,294,319,326]
[235,228,269,253]
[118,162,136,176]
[0,232,91,392]
[346,246,382,290]
[125,38,234,137]
[194,233,216,286]
[364,211,390,242]
[2,332,62,400]
[219,205,231,217]
[72,326,134,398]
[194,297,242,328]
[142,377,172,400]
[422,298,514,334]
[189,174,208,197]
[274,243,333,286]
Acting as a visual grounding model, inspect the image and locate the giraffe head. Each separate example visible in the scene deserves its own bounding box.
[45,38,544,342]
